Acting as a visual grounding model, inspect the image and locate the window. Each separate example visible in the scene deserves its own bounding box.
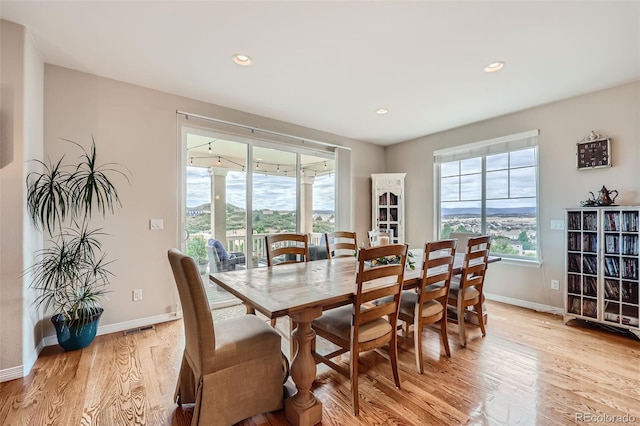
[435,130,539,261]
[179,115,351,272]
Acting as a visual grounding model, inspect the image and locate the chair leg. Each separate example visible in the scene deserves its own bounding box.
[350,351,360,416]
[270,317,277,328]
[440,314,451,357]
[402,321,410,338]
[457,296,467,347]
[414,317,423,374]
[389,331,401,388]
[475,301,487,337]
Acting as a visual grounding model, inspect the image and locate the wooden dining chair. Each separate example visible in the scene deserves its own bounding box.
[266,233,310,266]
[312,243,408,416]
[325,230,358,259]
[167,249,284,426]
[397,239,456,373]
[447,235,491,347]
[265,232,310,352]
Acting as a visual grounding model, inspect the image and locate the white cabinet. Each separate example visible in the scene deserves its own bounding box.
[565,207,640,338]
[371,173,405,244]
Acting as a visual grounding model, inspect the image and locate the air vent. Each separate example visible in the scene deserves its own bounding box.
[123,324,156,336]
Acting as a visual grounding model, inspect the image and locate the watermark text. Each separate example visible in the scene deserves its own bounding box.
[575,412,636,424]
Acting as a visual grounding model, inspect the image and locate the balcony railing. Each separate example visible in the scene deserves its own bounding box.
[188,233,270,267]
[188,232,333,268]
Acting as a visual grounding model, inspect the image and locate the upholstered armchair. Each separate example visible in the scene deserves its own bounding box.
[168,248,284,425]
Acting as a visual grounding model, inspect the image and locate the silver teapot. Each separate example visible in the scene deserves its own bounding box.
[589,185,618,206]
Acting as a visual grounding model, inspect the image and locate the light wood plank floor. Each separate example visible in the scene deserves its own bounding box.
[1,300,639,425]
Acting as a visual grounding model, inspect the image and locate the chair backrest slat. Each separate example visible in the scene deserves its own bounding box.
[266,233,309,266]
[325,231,357,259]
[418,239,457,304]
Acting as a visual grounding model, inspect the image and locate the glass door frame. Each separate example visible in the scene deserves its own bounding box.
[179,122,336,268]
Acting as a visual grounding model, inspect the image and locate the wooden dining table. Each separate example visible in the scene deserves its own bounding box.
[210,253,499,426]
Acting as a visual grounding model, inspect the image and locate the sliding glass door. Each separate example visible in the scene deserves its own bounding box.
[185,133,248,277]
[251,146,297,266]
[181,125,337,274]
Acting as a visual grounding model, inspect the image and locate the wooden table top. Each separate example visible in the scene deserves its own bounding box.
[210,254,500,319]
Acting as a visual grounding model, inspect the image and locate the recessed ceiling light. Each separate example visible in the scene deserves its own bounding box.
[376,108,389,115]
[233,54,252,66]
[484,61,505,73]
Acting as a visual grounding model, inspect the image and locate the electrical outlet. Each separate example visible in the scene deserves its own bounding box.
[149,219,163,230]
[551,280,560,290]
[550,220,565,230]
[133,289,143,301]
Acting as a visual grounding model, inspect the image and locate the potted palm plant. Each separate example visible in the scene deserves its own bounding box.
[25,138,129,350]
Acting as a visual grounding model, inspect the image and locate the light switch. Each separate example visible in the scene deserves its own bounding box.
[150,219,164,230]
[550,220,565,230]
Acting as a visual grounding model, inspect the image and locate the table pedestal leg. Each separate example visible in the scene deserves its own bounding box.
[285,306,323,426]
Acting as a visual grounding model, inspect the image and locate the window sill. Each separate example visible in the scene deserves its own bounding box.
[493,257,542,268]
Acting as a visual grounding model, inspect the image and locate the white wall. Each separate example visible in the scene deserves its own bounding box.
[41,65,384,339]
[385,81,640,310]
[0,20,44,379]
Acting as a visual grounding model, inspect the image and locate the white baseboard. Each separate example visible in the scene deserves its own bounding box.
[43,312,180,347]
[485,292,564,316]
[0,365,24,383]
[0,340,44,383]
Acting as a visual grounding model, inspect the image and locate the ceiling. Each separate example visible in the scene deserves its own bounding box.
[2,1,639,146]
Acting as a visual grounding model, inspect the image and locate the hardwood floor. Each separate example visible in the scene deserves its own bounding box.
[1,300,639,425]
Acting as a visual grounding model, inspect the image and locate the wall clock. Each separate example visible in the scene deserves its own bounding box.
[576,137,611,170]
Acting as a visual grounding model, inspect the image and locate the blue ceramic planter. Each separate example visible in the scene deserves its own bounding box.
[51,308,104,351]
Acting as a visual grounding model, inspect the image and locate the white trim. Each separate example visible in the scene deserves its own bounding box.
[496,258,542,268]
[433,129,539,161]
[22,339,44,377]
[0,340,44,383]
[335,147,352,231]
[0,365,24,383]
[176,110,350,151]
[485,292,564,316]
[42,312,181,347]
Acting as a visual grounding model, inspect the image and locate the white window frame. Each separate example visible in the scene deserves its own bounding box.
[434,130,540,262]
[177,117,352,261]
